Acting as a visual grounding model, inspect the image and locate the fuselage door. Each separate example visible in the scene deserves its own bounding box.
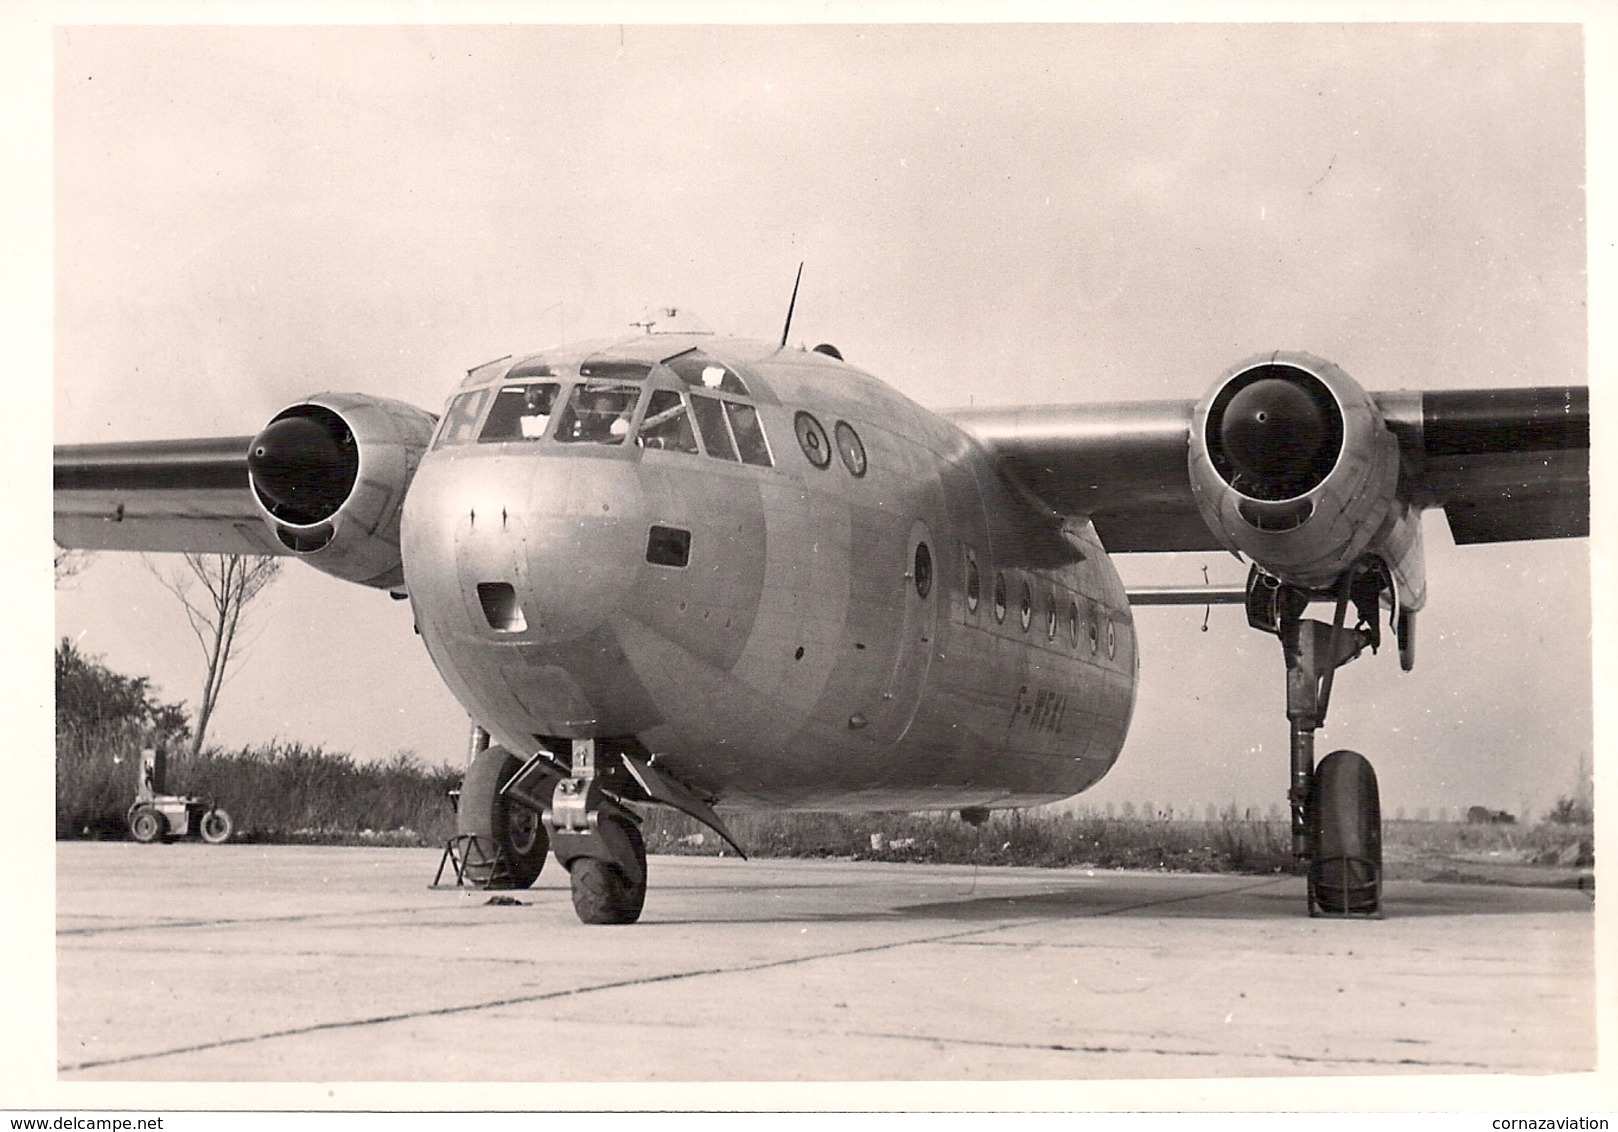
[866,518,939,747]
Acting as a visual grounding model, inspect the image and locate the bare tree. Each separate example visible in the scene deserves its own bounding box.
[148,553,282,756]
[54,545,93,586]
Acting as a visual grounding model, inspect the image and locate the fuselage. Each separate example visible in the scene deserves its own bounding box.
[400,332,1138,810]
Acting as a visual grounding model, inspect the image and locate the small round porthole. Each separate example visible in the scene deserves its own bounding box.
[1068,601,1080,647]
[834,421,867,477]
[1107,619,1117,658]
[794,411,831,468]
[913,542,933,598]
[993,573,1007,623]
[1046,593,1058,641]
[965,556,981,613]
[1088,611,1099,654]
[1019,582,1032,632]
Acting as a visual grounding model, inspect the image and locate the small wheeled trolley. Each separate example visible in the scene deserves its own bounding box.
[126,747,233,844]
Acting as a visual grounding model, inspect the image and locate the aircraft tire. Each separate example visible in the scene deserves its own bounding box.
[568,817,646,925]
[1307,749,1382,917]
[457,746,548,889]
[129,806,164,844]
[199,808,233,844]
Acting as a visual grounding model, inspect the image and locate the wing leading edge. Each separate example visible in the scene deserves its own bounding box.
[946,386,1589,552]
[54,436,290,556]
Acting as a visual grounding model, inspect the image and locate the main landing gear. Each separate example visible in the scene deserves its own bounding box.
[1246,561,1391,917]
[454,738,648,924]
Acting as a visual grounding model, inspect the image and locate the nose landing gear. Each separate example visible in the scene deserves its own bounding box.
[1247,563,1387,918]
[544,739,649,925]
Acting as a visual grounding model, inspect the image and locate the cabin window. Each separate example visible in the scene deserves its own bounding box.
[434,387,494,448]
[555,381,641,445]
[665,349,750,395]
[993,573,1007,623]
[964,549,980,613]
[480,382,561,442]
[794,412,831,468]
[646,525,691,568]
[1107,619,1117,659]
[1046,592,1058,641]
[1068,601,1080,647]
[638,390,700,454]
[1019,581,1032,632]
[913,542,933,598]
[725,402,774,467]
[1089,607,1099,654]
[835,421,867,477]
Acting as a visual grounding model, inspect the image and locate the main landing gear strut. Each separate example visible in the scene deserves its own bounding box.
[455,737,648,924]
[1246,561,1387,917]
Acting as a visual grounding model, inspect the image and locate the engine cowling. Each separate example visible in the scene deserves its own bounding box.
[248,393,437,589]
[1188,352,1401,591]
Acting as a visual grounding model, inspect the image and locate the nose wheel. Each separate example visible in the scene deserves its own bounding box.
[567,814,647,925]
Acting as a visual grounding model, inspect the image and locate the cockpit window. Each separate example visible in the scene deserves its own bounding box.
[580,358,653,381]
[664,349,750,396]
[555,381,641,445]
[479,382,561,442]
[507,360,557,379]
[435,387,495,448]
[638,389,700,454]
[725,402,772,467]
[690,394,739,461]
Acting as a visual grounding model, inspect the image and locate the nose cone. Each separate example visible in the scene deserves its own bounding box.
[1221,378,1328,483]
[248,409,358,524]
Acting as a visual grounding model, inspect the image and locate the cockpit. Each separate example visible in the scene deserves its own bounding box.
[432,348,774,468]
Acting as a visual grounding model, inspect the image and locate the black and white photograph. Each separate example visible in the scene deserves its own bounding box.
[19,4,1611,1116]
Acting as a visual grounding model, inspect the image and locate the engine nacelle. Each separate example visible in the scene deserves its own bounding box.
[1189,353,1401,591]
[248,393,437,590]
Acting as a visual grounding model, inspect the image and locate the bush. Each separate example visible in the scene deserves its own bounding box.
[55,640,192,837]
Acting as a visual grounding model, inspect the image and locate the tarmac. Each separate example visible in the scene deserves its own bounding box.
[49,842,1598,1098]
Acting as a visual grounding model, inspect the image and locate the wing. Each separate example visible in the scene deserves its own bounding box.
[1386,388,1590,544]
[54,437,290,556]
[943,399,1217,553]
[944,386,1589,551]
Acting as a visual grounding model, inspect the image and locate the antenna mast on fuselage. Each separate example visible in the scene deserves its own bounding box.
[779,262,804,348]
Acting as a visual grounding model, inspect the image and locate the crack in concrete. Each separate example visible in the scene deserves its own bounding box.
[841,1028,1493,1070]
[60,877,1285,1074]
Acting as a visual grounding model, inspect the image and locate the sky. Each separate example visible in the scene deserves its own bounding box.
[45,19,1600,821]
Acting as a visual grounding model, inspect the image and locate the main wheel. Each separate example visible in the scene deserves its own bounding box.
[457,746,549,888]
[199,808,233,844]
[1308,749,1382,917]
[129,806,164,844]
[568,816,647,925]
